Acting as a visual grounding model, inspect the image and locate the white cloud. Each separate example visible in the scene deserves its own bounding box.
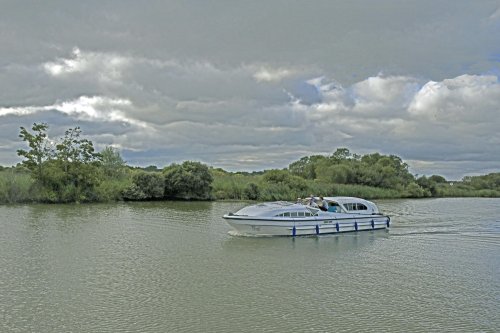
[43,47,129,83]
[55,96,149,128]
[253,67,294,82]
[0,95,149,129]
[408,74,500,122]
[0,105,40,117]
[305,75,418,119]
[351,75,420,107]
[43,47,85,75]
[276,73,500,178]
[3,45,500,179]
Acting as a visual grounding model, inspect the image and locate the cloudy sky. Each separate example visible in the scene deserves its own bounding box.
[1,1,499,180]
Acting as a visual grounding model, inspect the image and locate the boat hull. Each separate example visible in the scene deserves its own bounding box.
[224,215,390,236]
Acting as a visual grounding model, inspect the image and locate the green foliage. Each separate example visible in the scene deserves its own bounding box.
[34,160,103,203]
[16,124,103,203]
[357,153,413,189]
[143,165,161,172]
[464,173,500,190]
[100,146,127,178]
[211,151,500,201]
[95,147,130,201]
[123,171,164,200]
[4,126,500,203]
[95,177,132,202]
[429,175,447,183]
[163,161,213,200]
[262,169,307,197]
[55,127,100,169]
[263,169,289,183]
[289,148,414,191]
[416,176,437,196]
[320,164,355,184]
[17,123,52,182]
[289,156,324,179]
[258,182,295,201]
[45,126,102,203]
[263,169,307,190]
[0,169,33,203]
[244,183,260,200]
[211,169,253,199]
[330,184,400,199]
[403,182,428,198]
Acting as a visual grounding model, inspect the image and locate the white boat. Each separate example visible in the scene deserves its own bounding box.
[223,196,390,236]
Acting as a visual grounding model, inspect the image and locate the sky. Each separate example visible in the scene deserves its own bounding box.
[1,0,499,180]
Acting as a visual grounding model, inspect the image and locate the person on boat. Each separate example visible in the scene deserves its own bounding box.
[319,196,329,211]
[308,195,317,207]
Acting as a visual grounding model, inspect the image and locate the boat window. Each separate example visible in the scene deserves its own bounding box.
[275,211,316,218]
[305,207,320,216]
[342,203,367,211]
[356,203,367,210]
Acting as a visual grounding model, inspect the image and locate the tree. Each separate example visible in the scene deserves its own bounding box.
[404,182,427,198]
[123,171,164,200]
[55,127,100,170]
[163,161,213,200]
[17,123,104,202]
[416,176,437,196]
[330,148,352,162]
[101,146,126,178]
[17,123,52,182]
[50,127,102,202]
[322,164,354,184]
[289,156,320,179]
[244,183,260,200]
[358,154,413,189]
[263,169,290,184]
[429,175,447,183]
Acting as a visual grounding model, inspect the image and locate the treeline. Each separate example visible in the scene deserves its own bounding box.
[0,123,212,203]
[211,148,500,200]
[0,123,499,204]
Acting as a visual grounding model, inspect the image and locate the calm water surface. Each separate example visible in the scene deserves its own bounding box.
[0,198,499,332]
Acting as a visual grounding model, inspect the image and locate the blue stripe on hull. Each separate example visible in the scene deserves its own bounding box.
[288,223,388,236]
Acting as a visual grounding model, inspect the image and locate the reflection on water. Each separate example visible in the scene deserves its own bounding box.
[0,198,499,332]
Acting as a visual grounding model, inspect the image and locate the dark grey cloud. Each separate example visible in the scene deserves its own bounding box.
[1,1,500,179]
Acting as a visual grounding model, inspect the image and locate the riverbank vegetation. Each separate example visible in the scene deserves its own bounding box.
[0,123,499,203]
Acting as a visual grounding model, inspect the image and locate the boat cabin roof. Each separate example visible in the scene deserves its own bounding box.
[232,197,380,217]
[234,201,319,217]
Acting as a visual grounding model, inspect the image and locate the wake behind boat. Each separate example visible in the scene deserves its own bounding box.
[223,196,390,236]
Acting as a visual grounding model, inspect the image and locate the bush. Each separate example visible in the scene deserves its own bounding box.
[164,161,213,200]
[123,171,164,200]
[244,183,260,200]
[0,169,33,203]
[403,182,427,198]
[96,178,132,201]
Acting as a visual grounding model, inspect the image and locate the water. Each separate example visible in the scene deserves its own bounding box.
[0,198,498,332]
